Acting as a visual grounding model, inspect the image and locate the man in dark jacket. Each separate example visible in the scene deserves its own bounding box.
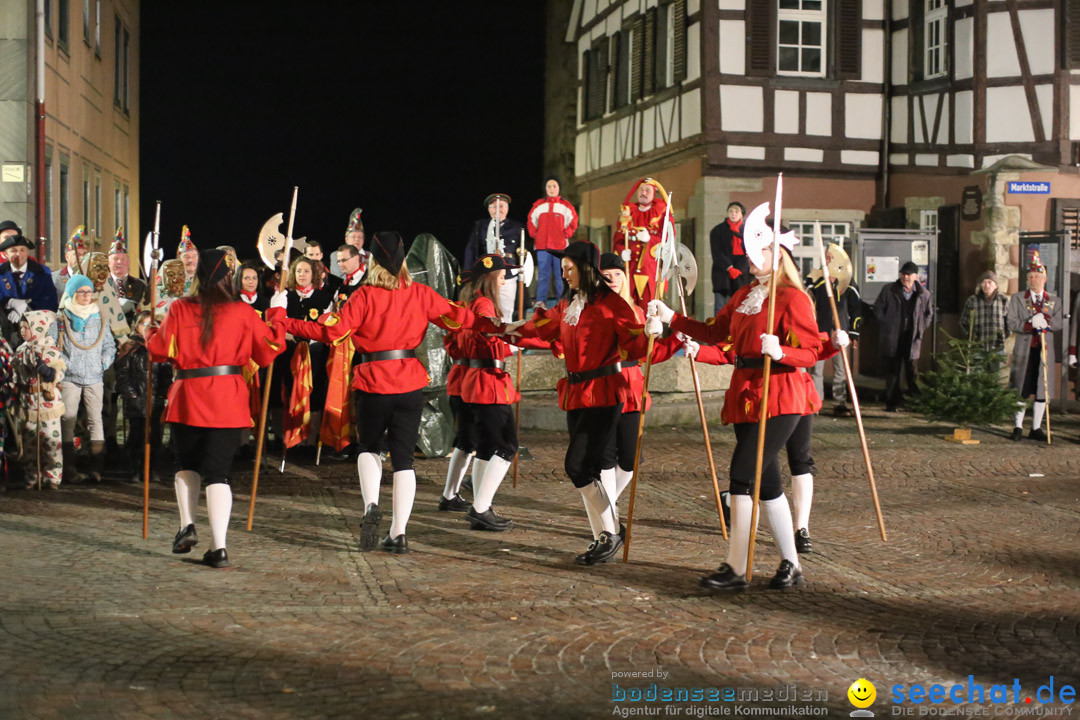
[464,193,526,322]
[873,261,934,411]
[709,202,749,311]
[0,234,58,347]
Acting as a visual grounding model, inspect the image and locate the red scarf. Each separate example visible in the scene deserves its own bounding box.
[729,219,745,255]
[344,267,362,286]
[241,290,258,304]
[295,284,314,300]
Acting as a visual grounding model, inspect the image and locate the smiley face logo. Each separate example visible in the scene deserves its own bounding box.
[848,678,876,709]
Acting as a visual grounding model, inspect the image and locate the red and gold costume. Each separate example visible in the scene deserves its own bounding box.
[611,178,668,309]
[458,295,548,405]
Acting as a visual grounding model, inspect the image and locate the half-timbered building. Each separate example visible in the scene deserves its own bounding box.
[555,0,1080,327]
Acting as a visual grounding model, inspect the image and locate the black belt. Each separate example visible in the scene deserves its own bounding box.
[357,349,417,364]
[175,365,244,380]
[621,360,639,369]
[734,356,766,369]
[567,362,622,385]
[734,356,793,372]
[453,358,505,370]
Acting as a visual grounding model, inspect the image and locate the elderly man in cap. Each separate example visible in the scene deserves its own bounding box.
[873,260,934,412]
[107,228,147,325]
[465,193,526,323]
[0,232,58,346]
[1006,252,1061,442]
[0,219,20,262]
[960,270,1008,354]
[329,208,371,280]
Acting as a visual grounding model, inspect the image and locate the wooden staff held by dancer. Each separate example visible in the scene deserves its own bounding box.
[248,186,299,531]
[142,201,162,539]
[814,222,886,541]
[513,231,526,488]
[621,194,675,562]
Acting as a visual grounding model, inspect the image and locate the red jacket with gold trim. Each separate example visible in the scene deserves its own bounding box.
[457,296,547,405]
[146,300,285,428]
[670,281,822,424]
[268,282,501,395]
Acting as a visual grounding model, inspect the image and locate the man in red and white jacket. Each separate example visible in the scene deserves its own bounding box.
[526,175,578,309]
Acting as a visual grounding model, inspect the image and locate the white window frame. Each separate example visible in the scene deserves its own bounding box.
[777,0,827,78]
[663,3,676,88]
[919,209,938,231]
[787,220,853,277]
[924,0,947,80]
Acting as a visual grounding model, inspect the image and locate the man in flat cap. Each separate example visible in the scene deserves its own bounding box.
[960,270,1008,354]
[873,260,933,412]
[0,232,58,346]
[465,193,526,322]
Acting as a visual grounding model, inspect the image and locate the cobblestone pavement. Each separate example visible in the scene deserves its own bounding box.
[2,409,1078,719]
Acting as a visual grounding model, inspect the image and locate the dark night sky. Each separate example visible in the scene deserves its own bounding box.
[140,2,546,263]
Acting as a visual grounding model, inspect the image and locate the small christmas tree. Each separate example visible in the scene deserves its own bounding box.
[908,333,1022,430]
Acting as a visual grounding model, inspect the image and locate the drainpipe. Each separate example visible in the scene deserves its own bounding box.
[35,0,46,263]
[880,0,892,211]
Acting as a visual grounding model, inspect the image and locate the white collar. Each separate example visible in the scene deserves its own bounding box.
[111,272,128,284]
[10,262,27,274]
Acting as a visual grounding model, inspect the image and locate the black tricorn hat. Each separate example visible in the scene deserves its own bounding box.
[371,231,406,275]
[551,240,601,271]
[599,252,624,272]
[470,253,518,277]
[0,234,35,252]
[0,220,23,236]
[196,248,233,287]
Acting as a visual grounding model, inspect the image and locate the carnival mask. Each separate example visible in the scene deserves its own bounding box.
[162,259,186,296]
[82,252,110,291]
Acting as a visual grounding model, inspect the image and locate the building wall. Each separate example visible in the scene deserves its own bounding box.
[1,0,139,269]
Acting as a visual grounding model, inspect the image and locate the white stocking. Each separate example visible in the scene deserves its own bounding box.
[442,448,472,499]
[473,456,510,513]
[1032,401,1046,430]
[791,473,813,531]
[357,452,382,507]
[389,470,416,537]
[762,496,800,567]
[580,481,617,536]
[725,495,753,576]
[205,483,232,552]
[174,471,200,529]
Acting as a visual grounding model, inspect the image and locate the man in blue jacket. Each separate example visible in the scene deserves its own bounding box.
[0,232,58,346]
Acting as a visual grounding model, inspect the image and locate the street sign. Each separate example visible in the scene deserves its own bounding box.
[1007,181,1050,195]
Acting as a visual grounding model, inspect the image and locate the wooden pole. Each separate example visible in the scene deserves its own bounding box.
[35,374,42,491]
[513,232,525,488]
[248,186,298,531]
[675,277,726,539]
[1040,333,1051,445]
[622,190,674,562]
[745,176,784,582]
[815,224,886,541]
[142,201,161,540]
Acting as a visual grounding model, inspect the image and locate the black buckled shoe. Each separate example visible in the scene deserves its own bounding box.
[1011,427,1023,441]
[699,563,748,591]
[833,404,853,418]
[202,548,230,568]
[172,524,198,554]
[380,533,409,554]
[466,507,513,531]
[438,494,471,512]
[1029,428,1048,442]
[768,559,805,590]
[574,531,622,565]
[794,528,813,554]
[360,503,382,552]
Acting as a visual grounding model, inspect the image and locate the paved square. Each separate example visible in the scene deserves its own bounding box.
[2,411,1078,719]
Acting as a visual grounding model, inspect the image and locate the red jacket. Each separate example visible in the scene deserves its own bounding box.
[457,296,548,404]
[444,331,465,398]
[670,281,822,424]
[269,282,500,395]
[518,291,650,411]
[527,196,578,251]
[147,300,285,428]
[618,302,683,413]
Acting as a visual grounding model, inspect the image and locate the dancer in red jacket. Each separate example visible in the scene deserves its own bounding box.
[147,249,286,568]
[505,241,661,565]
[649,202,821,590]
[268,232,504,554]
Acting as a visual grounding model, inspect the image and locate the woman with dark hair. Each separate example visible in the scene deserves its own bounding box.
[710,201,749,310]
[650,202,822,591]
[235,261,268,317]
[504,241,660,565]
[147,249,285,568]
[278,256,332,451]
[268,231,504,554]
